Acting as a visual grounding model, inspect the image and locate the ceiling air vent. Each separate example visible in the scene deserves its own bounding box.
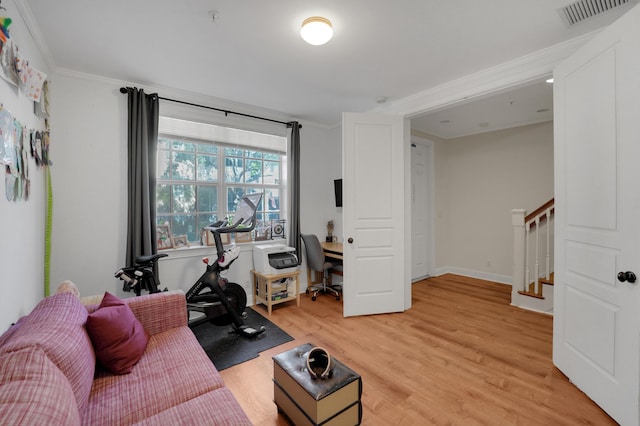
[560,0,630,26]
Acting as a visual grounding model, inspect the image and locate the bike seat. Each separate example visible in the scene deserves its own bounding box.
[135,253,168,266]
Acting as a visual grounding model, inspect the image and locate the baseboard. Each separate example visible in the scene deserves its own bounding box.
[412,274,431,283]
[433,266,512,286]
[510,302,553,316]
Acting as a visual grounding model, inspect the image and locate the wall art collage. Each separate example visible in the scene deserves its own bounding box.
[0,8,51,202]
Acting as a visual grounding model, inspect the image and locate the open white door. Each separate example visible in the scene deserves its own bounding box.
[342,112,410,317]
[553,5,640,425]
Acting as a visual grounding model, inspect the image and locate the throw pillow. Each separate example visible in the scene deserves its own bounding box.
[86,292,149,375]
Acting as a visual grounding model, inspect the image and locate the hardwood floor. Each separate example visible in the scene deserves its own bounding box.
[220,274,616,425]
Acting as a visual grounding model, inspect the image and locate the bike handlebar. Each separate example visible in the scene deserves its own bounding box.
[204,218,247,234]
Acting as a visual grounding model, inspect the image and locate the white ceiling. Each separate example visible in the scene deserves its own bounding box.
[20,0,639,135]
[410,79,555,139]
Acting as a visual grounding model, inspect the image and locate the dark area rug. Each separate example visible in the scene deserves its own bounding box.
[191,307,293,371]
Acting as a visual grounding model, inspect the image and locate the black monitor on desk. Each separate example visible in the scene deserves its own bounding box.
[334,179,342,207]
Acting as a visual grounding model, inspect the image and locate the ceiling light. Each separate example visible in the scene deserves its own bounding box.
[301,17,333,45]
[546,78,554,83]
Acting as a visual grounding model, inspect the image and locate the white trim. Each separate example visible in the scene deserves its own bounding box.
[155,238,288,261]
[510,302,553,316]
[377,31,600,119]
[49,67,305,136]
[159,117,287,152]
[14,0,56,70]
[511,290,554,315]
[410,135,436,278]
[434,266,512,286]
[423,117,553,141]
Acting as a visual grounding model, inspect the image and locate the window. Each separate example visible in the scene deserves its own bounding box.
[156,118,287,244]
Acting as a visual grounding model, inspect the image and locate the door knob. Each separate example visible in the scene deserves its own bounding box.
[347,238,353,244]
[617,271,637,283]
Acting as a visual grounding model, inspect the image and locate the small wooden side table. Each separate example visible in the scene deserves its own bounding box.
[251,269,300,316]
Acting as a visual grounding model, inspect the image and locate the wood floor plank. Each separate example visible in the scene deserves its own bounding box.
[219,274,616,425]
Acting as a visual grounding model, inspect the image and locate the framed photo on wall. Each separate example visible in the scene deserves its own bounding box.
[157,225,173,250]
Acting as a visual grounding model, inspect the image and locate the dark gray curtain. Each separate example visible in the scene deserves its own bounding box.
[287,122,302,263]
[124,88,159,267]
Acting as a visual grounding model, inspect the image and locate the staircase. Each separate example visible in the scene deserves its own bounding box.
[511,199,554,314]
[519,272,554,298]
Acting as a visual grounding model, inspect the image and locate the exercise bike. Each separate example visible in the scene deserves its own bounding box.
[114,192,266,338]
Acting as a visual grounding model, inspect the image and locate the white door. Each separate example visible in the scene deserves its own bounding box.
[411,140,429,280]
[553,5,640,425]
[342,112,410,317]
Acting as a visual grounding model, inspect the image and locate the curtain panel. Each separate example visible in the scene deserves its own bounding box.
[287,122,301,263]
[124,88,159,268]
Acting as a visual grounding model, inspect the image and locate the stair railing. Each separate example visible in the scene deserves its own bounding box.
[512,198,554,298]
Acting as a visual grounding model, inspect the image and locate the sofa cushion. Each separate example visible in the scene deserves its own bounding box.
[0,292,95,415]
[133,388,252,425]
[86,292,149,375]
[84,326,226,425]
[0,346,81,425]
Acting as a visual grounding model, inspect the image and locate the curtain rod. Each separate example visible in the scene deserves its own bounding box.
[119,87,300,128]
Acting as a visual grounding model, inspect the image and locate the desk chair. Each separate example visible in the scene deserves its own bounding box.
[301,234,341,301]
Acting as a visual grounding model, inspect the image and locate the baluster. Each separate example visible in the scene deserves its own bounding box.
[511,209,526,300]
[524,222,530,292]
[512,201,554,305]
[545,208,551,280]
[534,217,540,295]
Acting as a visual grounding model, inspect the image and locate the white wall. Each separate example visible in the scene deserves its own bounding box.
[48,71,339,303]
[49,73,128,297]
[300,124,343,240]
[434,122,554,282]
[0,0,50,329]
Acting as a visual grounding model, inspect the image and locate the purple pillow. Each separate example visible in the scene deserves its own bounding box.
[86,292,149,374]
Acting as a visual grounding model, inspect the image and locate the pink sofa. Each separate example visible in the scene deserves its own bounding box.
[0,290,251,425]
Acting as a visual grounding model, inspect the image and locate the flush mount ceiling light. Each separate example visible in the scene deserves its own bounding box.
[300,16,333,45]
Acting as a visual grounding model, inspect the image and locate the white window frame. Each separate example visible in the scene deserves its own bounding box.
[156,116,288,245]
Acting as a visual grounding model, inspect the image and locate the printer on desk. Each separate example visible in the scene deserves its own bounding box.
[253,244,299,275]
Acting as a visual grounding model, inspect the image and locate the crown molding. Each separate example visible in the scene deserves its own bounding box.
[12,0,332,131]
[377,31,601,119]
[55,67,294,121]
[53,67,336,133]
[14,0,55,71]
